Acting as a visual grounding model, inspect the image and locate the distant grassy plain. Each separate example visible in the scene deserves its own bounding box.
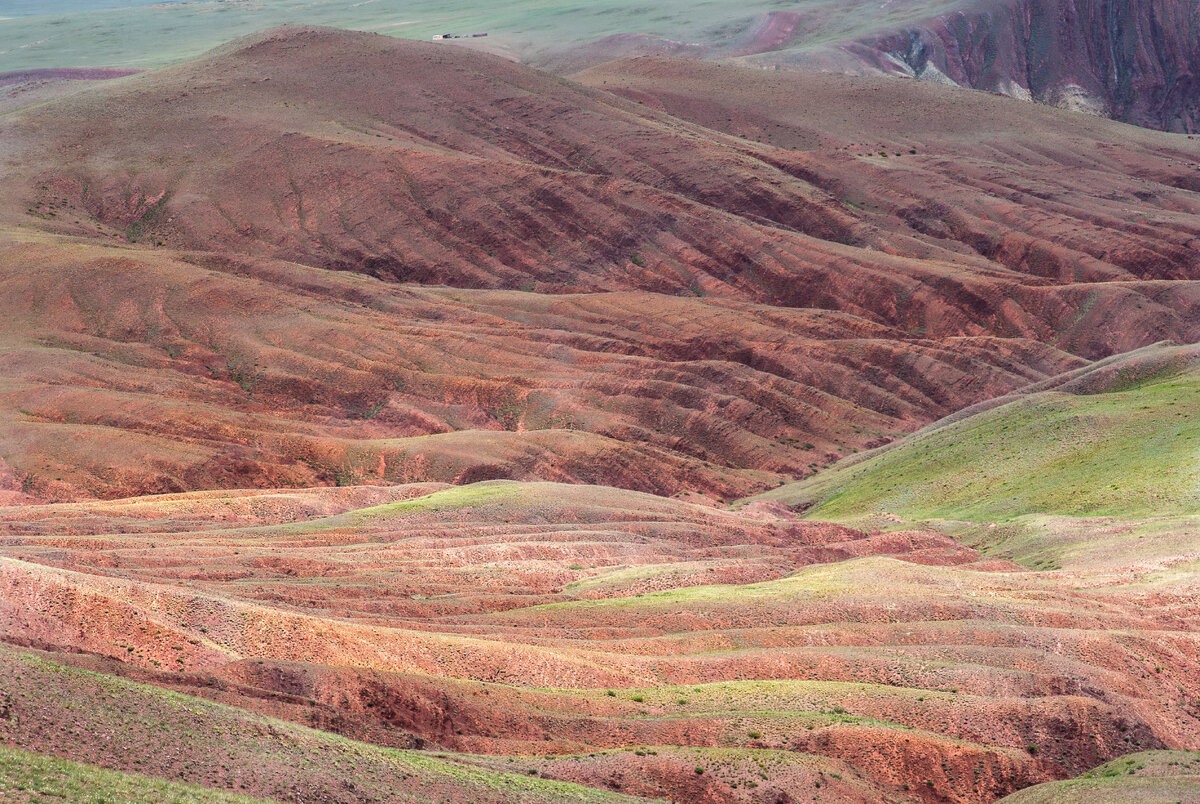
[0,0,963,72]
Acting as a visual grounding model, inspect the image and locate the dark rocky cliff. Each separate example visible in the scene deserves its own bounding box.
[860,0,1200,131]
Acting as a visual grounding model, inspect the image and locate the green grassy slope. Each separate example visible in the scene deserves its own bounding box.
[0,645,651,804]
[996,751,1200,803]
[0,745,277,804]
[0,0,960,72]
[749,351,1200,522]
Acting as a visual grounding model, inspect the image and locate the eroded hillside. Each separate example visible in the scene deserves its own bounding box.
[0,24,1197,804]
[0,28,1198,500]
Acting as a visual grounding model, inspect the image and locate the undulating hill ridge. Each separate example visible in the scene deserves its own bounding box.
[0,22,1197,804]
[0,232,1083,501]
[0,471,1196,802]
[0,27,1198,500]
[5,0,1200,131]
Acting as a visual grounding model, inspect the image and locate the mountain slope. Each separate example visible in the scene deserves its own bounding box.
[835,0,1200,132]
[10,27,1200,499]
[749,343,1200,522]
[0,475,1197,802]
[0,745,278,804]
[10,27,1200,316]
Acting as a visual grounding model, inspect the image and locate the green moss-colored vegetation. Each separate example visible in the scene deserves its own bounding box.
[569,678,951,710]
[357,480,523,517]
[1079,751,1200,779]
[0,745,276,803]
[996,751,1200,802]
[950,513,1200,571]
[0,646,645,804]
[753,367,1200,522]
[451,745,879,800]
[565,562,708,594]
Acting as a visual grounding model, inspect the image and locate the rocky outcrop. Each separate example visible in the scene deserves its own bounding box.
[857,0,1200,131]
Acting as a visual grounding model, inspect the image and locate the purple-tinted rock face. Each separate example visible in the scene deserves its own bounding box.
[861,0,1200,132]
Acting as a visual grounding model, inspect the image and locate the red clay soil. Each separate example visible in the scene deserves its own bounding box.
[0,235,1081,501]
[0,27,1196,500]
[0,482,1195,802]
[0,26,1198,804]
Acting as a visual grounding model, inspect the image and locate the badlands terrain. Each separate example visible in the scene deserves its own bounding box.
[0,14,1197,804]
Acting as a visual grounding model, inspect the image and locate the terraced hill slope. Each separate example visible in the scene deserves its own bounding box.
[0,23,1198,804]
[0,466,1197,801]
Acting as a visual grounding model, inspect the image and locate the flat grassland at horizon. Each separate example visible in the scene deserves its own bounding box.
[0,0,958,71]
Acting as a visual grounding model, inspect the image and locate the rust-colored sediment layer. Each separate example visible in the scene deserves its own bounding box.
[0,482,1195,802]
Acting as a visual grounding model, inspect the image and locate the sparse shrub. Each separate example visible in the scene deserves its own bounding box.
[747,731,761,740]
[631,695,644,702]
[694,766,705,775]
